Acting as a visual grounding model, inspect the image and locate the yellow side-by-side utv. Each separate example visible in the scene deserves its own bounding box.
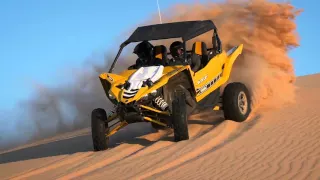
[91,20,252,151]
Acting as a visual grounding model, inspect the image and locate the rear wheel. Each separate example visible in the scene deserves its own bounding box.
[91,108,109,151]
[222,82,251,122]
[172,91,189,141]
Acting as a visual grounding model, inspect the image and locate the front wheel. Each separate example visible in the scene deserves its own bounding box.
[222,82,252,122]
[172,91,189,141]
[91,108,109,151]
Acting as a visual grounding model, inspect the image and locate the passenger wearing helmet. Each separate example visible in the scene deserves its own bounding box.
[128,40,154,69]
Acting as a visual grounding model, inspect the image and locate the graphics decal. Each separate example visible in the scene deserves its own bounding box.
[197,75,208,85]
[196,72,222,95]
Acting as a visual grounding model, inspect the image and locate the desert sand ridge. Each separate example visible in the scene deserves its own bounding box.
[0,73,319,180]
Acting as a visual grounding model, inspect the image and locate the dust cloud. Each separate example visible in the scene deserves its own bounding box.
[145,0,302,110]
[0,0,302,151]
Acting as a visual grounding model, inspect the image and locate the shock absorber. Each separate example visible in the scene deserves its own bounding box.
[153,96,169,111]
[107,105,117,119]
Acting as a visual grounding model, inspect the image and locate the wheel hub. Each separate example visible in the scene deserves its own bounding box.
[238,91,248,114]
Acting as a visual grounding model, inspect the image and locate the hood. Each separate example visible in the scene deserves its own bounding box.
[100,65,188,104]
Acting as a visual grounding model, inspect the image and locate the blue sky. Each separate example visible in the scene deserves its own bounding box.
[0,0,318,111]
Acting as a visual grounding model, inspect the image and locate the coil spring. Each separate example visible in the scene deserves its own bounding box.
[153,96,169,111]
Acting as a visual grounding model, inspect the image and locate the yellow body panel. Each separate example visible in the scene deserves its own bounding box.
[191,44,243,101]
[99,44,243,104]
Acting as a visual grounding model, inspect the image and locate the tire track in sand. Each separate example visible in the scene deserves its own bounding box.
[61,114,222,179]
[55,127,173,178]
[55,144,145,180]
[54,127,175,180]
[58,121,215,179]
[82,115,258,180]
[143,114,260,180]
[8,152,94,180]
[133,120,241,180]
[126,120,219,159]
[81,121,219,179]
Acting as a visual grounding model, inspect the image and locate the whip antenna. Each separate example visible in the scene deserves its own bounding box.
[156,0,162,24]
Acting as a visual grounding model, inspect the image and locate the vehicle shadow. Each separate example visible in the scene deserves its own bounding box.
[0,111,223,164]
[0,123,156,164]
[123,110,225,145]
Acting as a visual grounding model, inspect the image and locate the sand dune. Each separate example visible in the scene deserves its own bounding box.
[1,73,319,179]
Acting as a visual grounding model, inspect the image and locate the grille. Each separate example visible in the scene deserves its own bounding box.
[123,89,139,98]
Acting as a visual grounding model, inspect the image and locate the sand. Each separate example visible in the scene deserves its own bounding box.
[0,73,319,180]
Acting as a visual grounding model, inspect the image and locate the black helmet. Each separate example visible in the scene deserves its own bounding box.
[170,41,184,58]
[133,40,154,59]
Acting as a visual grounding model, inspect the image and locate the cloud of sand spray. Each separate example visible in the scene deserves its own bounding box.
[0,0,302,150]
[146,0,302,111]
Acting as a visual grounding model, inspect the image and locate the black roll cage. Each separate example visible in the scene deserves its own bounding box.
[108,20,222,73]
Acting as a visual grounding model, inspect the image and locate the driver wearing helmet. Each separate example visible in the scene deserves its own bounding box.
[169,41,201,72]
[169,41,187,66]
[128,40,154,69]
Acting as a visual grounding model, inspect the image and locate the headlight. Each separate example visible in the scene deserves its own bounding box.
[108,90,115,99]
[140,90,157,101]
[150,90,157,96]
[141,94,149,100]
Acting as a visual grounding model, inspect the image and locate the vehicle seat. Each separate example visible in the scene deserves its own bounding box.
[152,45,168,66]
[191,41,209,68]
